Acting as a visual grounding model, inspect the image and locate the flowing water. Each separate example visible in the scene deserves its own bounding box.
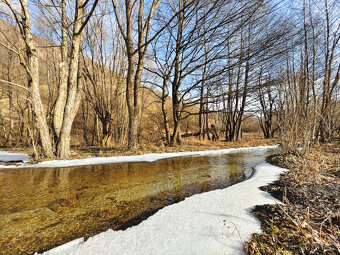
[0,148,275,254]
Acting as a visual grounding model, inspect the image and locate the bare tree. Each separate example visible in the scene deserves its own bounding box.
[111,0,162,150]
[276,0,339,153]
[55,0,99,158]
[82,9,128,146]
[1,0,53,156]
[1,0,99,158]
[256,69,279,138]
[316,0,340,142]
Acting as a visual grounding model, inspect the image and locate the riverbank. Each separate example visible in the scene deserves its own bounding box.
[1,135,276,163]
[0,145,277,169]
[245,140,340,254]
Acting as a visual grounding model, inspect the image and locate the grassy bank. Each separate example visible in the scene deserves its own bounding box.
[2,134,277,161]
[72,135,277,157]
[245,140,340,254]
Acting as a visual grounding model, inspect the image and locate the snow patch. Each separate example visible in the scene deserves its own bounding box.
[40,159,287,255]
[0,151,30,163]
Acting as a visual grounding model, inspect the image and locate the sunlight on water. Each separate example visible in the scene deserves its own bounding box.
[0,149,275,254]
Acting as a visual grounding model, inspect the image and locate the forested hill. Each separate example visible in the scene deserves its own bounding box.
[0,0,339,159]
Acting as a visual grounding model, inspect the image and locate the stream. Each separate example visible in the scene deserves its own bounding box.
[0,148,275,254]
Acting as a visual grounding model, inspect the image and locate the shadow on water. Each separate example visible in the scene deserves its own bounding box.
[0,149,275,254]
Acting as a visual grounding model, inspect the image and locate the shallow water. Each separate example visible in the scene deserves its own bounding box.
[0,149,275,254]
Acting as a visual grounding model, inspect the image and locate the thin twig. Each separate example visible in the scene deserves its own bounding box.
[223,220,244,243]
[0,79,28,91]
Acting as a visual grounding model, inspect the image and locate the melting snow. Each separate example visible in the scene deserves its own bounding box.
[0,151,30,163]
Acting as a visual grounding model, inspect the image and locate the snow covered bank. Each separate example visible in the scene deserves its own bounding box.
[41,160,287,255]
[0,151,30,163]
[0,145,277,169]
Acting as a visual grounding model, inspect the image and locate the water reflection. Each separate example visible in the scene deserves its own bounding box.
[0,149,274,254]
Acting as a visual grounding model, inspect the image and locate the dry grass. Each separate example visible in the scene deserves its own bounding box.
[1,132,276,162]
[246,203,340,255]
[68,133,276,160]
[245,139,340,255]
[269,141,340,185]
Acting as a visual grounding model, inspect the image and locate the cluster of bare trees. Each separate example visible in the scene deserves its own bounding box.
[254,0,340,153]
[0,0,338,158]
[0,0,99,158]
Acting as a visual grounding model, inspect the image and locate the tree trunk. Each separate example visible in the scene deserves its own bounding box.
[57,65,82,158]
[125,48,137,149]
[21,0,53,157]
[161,81,170,143]
[57,6,84,158]
[6,80,14,146]
[56,0,98,158]
[52,0,68,142]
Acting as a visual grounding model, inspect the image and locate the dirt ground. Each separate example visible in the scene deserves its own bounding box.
[245,140,340,254]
